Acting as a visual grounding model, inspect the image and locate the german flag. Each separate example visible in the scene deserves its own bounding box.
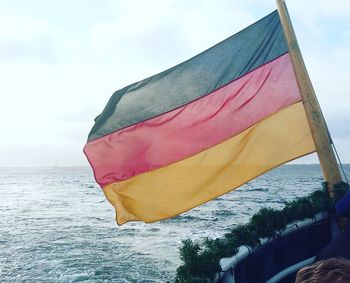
[84,11,315,225]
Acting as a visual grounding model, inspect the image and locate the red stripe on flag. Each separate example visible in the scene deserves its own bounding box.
[84,53,301,187]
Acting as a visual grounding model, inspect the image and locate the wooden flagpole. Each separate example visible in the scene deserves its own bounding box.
[276,0,342,197]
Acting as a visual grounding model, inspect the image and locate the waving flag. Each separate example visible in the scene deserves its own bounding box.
[84,10,315,225]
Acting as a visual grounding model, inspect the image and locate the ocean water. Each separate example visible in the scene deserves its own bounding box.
[1,165,349,282]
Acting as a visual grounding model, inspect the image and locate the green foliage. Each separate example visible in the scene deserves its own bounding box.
[175,239,221,283]
[283,197,317,221]
[309,189,331,212]
[179,239,201,264]
[250,207,287,238]
[203,238,237,259]
[174,187,348,283]
[226,223,260,248]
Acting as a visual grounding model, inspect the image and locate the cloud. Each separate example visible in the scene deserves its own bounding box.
[0,14,49,39]
[0,15,57,63]
[0,144,87,167]
[303,45,350,120]
[292,0,350,17]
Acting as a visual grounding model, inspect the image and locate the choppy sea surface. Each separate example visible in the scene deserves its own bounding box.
[1,165,349,282]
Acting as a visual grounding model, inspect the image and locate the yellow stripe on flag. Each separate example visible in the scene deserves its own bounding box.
[103,102,315,225]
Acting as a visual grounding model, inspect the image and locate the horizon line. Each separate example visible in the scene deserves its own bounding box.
[1,163,349,168]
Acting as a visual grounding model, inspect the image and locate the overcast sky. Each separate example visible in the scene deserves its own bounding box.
[0,0,349,167]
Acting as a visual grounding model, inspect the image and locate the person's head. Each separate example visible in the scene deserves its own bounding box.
[295,257,350,283]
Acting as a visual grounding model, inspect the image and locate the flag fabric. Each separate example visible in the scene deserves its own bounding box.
[84,11,316,225]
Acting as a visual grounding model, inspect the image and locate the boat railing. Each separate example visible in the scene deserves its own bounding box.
[218,212,329,283]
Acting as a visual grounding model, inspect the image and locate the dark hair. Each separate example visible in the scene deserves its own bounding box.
[295,257,350,283]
